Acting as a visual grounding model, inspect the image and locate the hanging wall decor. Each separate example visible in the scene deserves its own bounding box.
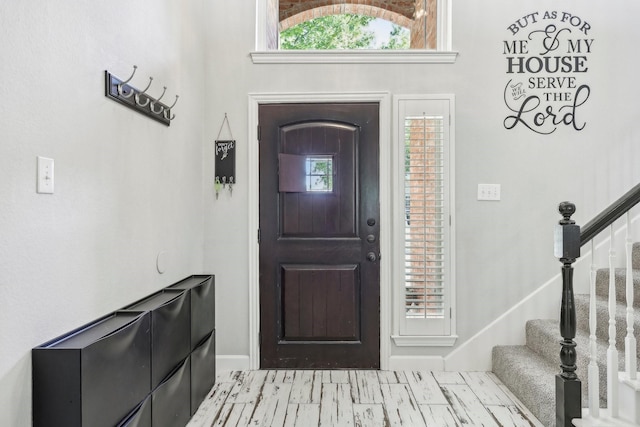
[105,65,179,126]
[214,114,236,199]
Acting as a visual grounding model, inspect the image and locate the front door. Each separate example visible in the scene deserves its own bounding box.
[259,102,380,369]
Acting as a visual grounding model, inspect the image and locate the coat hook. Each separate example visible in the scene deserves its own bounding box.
[167,95,179,109]
[117,65,138,98]
[150,86,167,114]
[106,67,177,125]
[163,95,179,120]
[134,77,154,107]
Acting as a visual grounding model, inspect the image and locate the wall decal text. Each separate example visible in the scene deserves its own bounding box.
[503,11,593,134]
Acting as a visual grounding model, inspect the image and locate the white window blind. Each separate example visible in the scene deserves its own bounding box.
[404,116,445,320]
[393,95,455,344]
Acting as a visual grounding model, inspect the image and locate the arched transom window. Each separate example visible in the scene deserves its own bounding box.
[258,0,452,53]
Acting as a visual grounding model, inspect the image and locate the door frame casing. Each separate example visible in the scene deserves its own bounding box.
[248,92,391,370]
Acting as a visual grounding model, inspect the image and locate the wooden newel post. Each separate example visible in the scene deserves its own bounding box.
[554,201,582,426]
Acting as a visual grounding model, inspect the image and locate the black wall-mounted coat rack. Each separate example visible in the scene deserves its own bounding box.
[105,65,179,126]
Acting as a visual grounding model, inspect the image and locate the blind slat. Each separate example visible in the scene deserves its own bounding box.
[403,115,446,320]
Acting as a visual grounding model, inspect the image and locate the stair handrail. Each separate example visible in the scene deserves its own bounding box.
[556,182,640,427]
[580,182,640,246]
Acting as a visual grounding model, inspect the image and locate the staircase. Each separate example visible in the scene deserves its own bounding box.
[492,242,640,427]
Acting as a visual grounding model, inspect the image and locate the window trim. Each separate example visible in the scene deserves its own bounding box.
[250,50,458,64]
[391,94,456,347]
[253,0,457,65]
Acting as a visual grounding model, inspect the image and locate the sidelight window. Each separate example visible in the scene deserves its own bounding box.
[392,95,456,346]
[404,115,445,320]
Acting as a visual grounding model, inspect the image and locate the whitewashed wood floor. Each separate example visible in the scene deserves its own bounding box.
[186,370,544,427]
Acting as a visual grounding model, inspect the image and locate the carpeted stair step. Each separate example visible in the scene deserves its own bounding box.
[526,319,600,407]
[633,242,640,269]
[594,268,640,308]
[490,242,640,426]
[492,345,557,427]
[526,318,634,408]
[574,293,640,360]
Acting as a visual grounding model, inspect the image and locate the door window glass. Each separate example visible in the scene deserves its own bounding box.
[306,156,333,192]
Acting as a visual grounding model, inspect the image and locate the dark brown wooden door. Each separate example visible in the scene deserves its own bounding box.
[259,103,380,369]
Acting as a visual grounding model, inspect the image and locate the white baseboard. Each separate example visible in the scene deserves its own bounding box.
[443,217,635,372]
[216,258,593,374]
[619,372,640,425]
[217,268,561,374]
[216,355,251,372]
[388,355,445,371]
[444,272,563,371]
[216,355,445,372]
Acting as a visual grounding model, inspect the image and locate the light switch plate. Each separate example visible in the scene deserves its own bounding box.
[37,156,54,194]
[478,183,500,201]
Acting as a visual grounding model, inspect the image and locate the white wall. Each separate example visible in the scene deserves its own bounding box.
[2,1,640,424]
[0,1,206,425]
[205,1,640,366]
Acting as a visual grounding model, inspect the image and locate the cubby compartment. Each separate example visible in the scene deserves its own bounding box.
[123,289,190,389]
[151,357,191,427]
[117,396,151,427]
[190,330,216,414]
[167,275,215,349]
[32,312,151,427]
